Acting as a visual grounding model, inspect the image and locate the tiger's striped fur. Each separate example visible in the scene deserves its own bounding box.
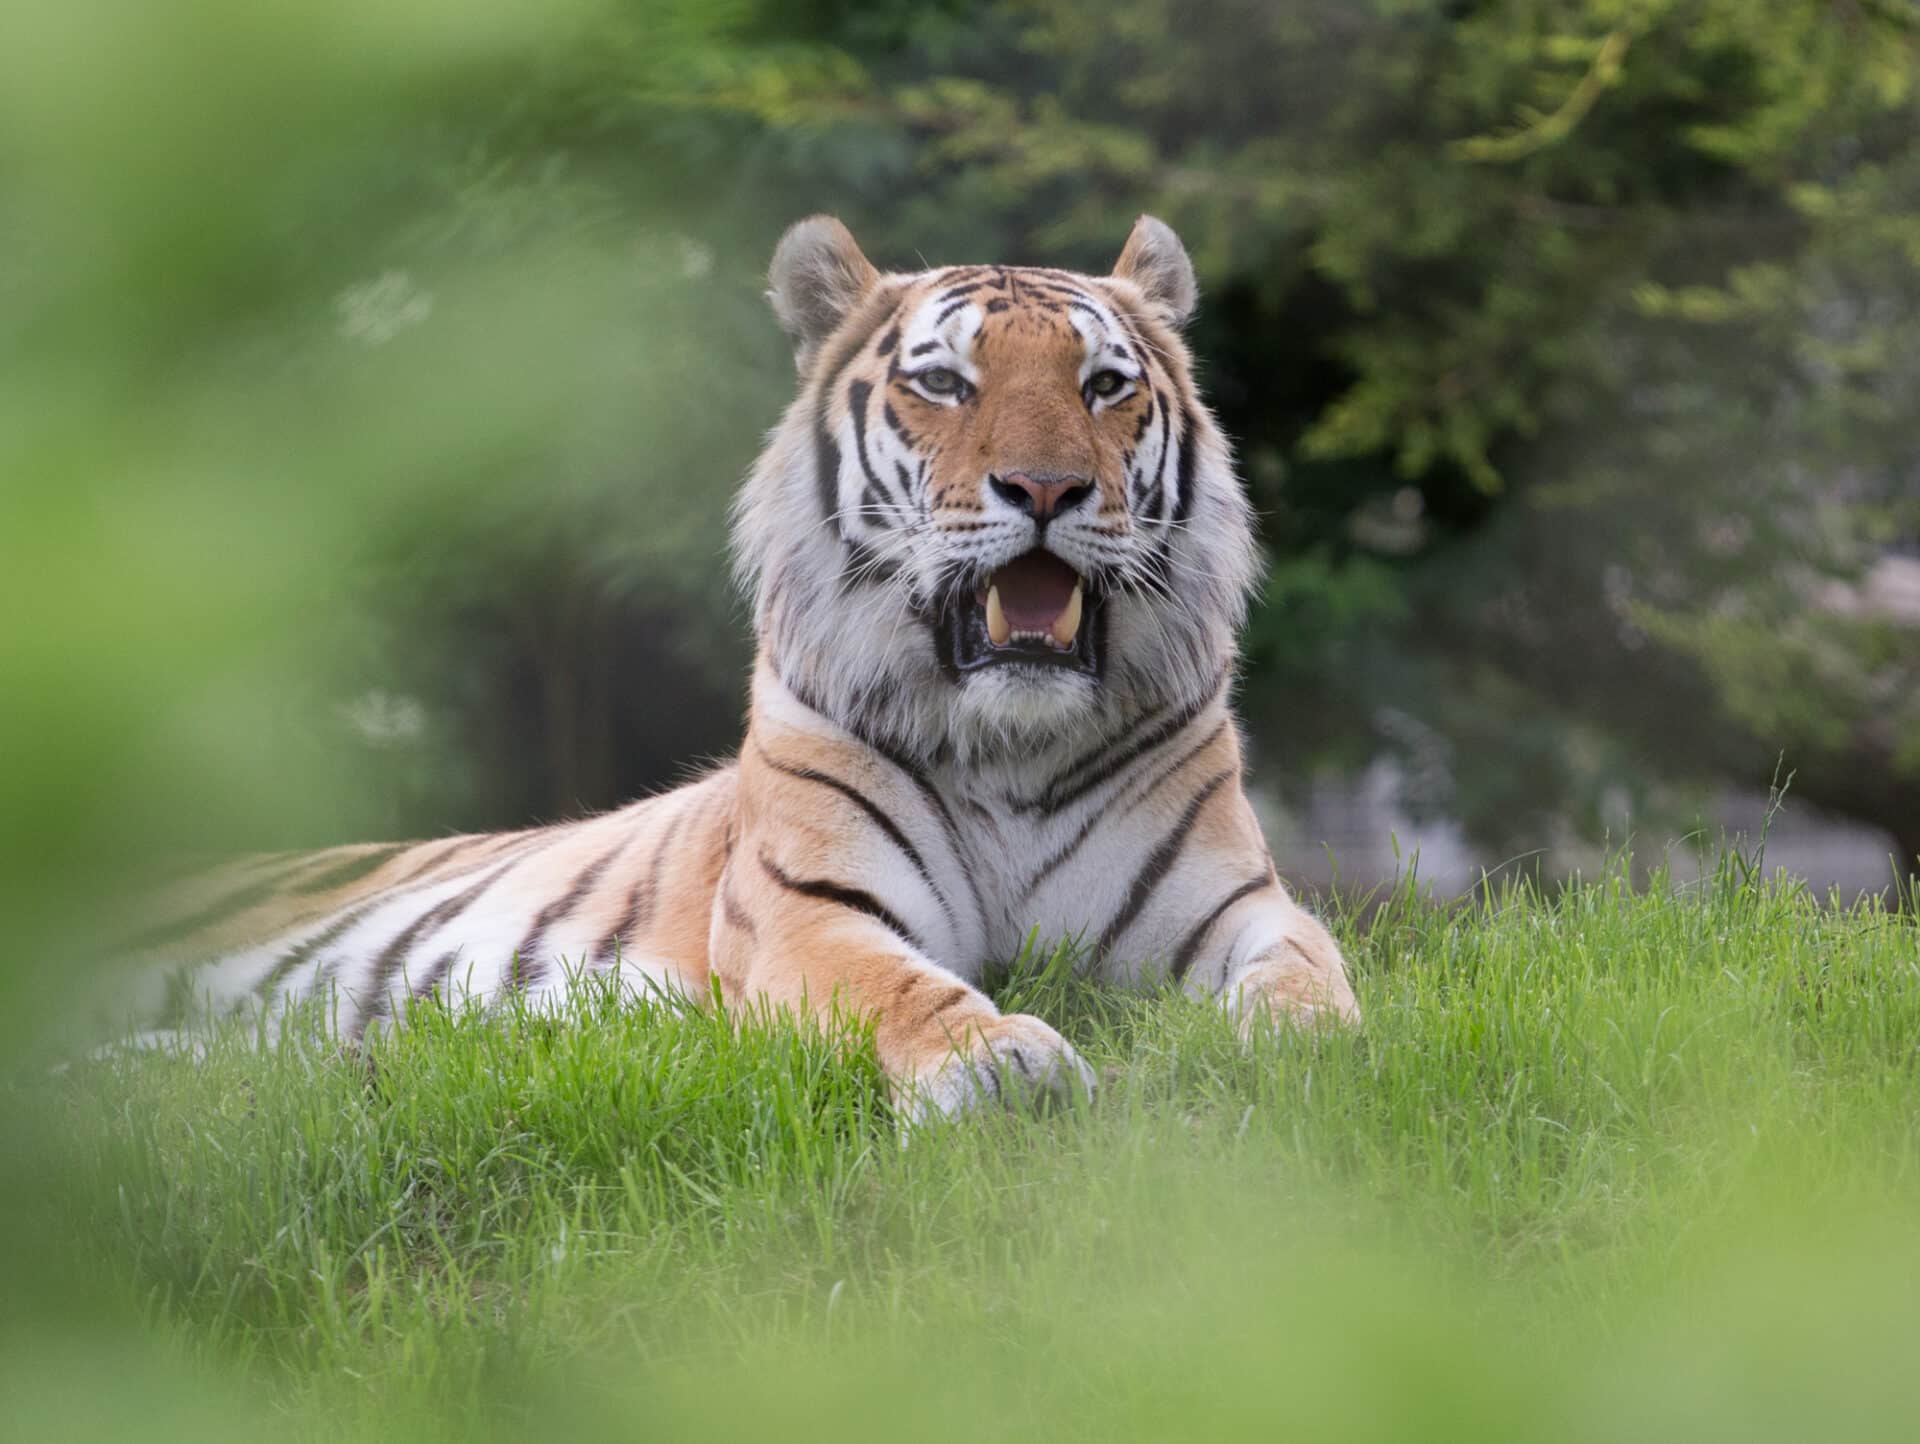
[125,216,1357,1119]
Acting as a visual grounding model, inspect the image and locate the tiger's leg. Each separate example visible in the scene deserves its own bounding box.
[1153,764,1359,1029]
[712,838,1093,1122]
[1103,721,1358,1031]
[1205,887,1359,1029]
[717,738,1094,1121]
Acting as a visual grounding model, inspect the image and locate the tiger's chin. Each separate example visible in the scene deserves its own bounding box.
[947,663,1103,748]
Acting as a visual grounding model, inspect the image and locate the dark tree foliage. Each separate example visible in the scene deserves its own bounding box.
[326,0,1918,862]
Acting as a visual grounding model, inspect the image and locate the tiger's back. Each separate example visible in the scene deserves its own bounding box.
[131,769,737,1034]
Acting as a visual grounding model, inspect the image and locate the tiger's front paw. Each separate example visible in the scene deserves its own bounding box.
[898,1012,1095,1124]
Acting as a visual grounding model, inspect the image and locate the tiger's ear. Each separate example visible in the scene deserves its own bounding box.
[1111,215,1198,329]
[768,215,880,370]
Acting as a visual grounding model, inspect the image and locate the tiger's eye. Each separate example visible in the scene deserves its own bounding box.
[917,367,963,395]
[1088,369,1128,399]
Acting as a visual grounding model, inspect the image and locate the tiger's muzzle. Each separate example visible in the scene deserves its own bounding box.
[933,549,1105,680]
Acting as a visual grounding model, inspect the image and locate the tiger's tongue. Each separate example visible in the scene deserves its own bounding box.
[990,551,1079,632]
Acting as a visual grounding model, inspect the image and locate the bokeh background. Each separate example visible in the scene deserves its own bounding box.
[6,0,1919,1021]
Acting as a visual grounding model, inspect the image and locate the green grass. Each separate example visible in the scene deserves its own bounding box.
[9,854,1920,1442]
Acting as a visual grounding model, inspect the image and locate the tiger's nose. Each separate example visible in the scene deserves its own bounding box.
[990,472,1094,521]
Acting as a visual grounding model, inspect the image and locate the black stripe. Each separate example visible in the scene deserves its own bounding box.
[813,405,843,530]
[908,339,940,357]
[1170,406,1198,525]
[1138,388,1172,516]
[412,949,461,1002]
[1023,280,1093,299]
[810,289,903,534]
[1102,292,1167,445]
[721,887,757,940]
[915,983,970,1028]
[781,676,986,932]
[595,805,682,968]
[1013,710,1162,817]
[287,843,409,896]
[1103,289,1154,355]
[255,900,384,1002]
[935,299,972,327]
[508,837,630,992]
[255,834,547,1021]
[756,745,954,931]
[871,742,985,931]
[816,286,902,382]
[1014,720,1229,907]
[846,379,907,515]
[1129,720,1230,816]
[1170,874,1271,983]
[759,851,926,955]
[364,846,543,1009]
[1021,676,1223,816]
[881,399,916,449]
[1097,769,1233,957]
[876,324,899,356]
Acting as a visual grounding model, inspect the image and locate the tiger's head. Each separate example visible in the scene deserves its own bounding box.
[733,215,1258,762]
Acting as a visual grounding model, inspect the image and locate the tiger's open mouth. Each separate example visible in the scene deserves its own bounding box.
[934,550,1103,679]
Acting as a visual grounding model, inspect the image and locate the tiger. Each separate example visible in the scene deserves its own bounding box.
[120,214,1359,1120]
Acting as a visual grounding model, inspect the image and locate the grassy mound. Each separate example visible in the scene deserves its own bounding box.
[12,859,1919,1441]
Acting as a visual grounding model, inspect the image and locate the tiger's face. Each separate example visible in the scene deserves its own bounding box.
[734,216,1257,761]
[869,264,1161,687]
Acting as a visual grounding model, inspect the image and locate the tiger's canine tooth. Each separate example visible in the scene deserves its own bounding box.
[1050,581,1083,648]
[985,584,1011,645]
